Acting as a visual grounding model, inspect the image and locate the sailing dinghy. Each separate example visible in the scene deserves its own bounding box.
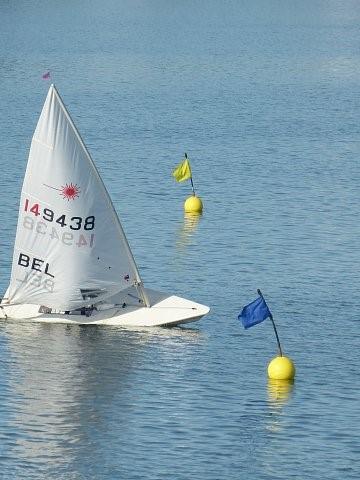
[0,85,209,327]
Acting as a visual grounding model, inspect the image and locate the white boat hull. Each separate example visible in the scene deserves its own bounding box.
[0,288,209,327]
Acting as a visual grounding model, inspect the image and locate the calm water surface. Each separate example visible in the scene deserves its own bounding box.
[0,1,360,479]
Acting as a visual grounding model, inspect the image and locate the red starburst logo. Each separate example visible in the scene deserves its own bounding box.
[60,183,80,201]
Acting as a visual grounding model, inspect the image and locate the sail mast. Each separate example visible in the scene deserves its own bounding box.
[51,85,150,307]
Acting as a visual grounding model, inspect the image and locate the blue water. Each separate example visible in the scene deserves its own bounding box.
[1,1,360,478]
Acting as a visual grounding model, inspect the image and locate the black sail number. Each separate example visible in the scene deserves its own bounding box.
[70,216,82,230]
[84,216,95,230]
[23,200,96,231]
[69,216,95,231]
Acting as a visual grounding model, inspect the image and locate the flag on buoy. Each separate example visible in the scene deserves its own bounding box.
[238,295,271,329]
[239,289,284,357]
[172,156,192,182]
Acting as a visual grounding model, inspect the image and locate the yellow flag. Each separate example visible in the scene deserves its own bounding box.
[172,158,192,182]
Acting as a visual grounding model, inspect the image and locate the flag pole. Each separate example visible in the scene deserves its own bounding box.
[190,177,196,196]
[257,289,283,356]
[184,152,196,195]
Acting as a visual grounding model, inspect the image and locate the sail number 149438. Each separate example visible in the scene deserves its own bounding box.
[24,199,95,230]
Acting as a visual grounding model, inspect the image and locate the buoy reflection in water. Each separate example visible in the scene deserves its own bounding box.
[175,212,201,251]
[267,378,294,407]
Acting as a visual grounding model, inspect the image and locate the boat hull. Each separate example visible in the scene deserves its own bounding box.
[0,288,209,327]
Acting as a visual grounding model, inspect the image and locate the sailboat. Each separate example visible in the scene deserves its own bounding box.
[0,85,209,327]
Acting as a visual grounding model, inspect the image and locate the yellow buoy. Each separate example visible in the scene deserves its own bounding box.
[267,356,296,381]
[184,195,203,213]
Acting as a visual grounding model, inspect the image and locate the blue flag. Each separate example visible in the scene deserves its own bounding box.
[238,296,271,329]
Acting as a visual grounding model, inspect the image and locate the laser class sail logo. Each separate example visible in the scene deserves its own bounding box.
[43,182,81,201]
[60,183,80,201]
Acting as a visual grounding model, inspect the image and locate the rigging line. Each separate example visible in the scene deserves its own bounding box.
[111,303,153,317]
[127,293,143,303]
[42,184,62,191]
[113,303,140,308]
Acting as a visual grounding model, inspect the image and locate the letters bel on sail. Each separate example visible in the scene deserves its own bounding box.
[8,85,141,310]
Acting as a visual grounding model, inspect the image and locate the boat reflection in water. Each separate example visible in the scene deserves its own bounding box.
[2,321,203,476]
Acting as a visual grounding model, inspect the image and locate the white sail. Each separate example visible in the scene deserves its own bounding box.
[7,85,146,311]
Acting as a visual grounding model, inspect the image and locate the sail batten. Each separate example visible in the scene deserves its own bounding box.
[8,85,146,310]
